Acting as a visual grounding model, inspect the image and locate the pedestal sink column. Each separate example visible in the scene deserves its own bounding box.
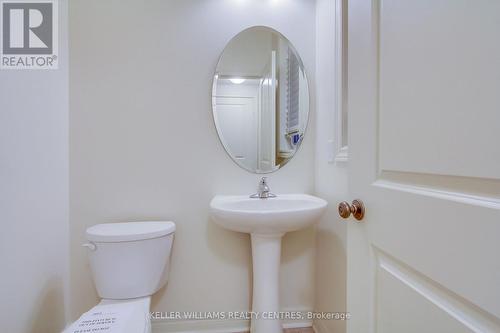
[250,233,284,333]
[210,194,327,332]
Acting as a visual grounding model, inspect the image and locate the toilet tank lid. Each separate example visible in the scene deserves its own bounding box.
[86,221,175,242]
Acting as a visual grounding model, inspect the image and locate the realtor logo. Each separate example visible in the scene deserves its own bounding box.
[1,0,58,69]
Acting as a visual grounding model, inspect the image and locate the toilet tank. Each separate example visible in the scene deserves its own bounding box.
[84,221,175,299]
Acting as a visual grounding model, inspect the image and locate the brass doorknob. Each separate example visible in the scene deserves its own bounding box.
[338,199,365,221]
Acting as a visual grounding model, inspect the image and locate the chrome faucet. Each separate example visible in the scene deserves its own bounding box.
[250,177,276,199]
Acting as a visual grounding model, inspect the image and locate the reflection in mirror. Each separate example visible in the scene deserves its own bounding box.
[212,26,309,173]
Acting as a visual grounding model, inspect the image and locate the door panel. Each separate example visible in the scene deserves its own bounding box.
[375,249,500,333]
[377,257,473,333]
[347,1,500,332]
[378,0,500,179]
[215,96,257,170]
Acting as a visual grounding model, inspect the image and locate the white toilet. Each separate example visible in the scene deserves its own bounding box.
[65,221,175,333]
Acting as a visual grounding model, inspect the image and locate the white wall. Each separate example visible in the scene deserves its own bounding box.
[69,0,316,328]
[0,2,69,332]
[314,0,348,332]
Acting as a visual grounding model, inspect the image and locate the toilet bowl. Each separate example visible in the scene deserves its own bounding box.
[64,221,175,333]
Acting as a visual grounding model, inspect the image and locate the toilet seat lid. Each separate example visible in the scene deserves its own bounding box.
[86,221,175,242]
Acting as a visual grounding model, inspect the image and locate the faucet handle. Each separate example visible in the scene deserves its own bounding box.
[250,177,276,198]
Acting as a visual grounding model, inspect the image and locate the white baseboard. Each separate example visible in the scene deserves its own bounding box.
[312,321,328,333]
[152,318,248,333]
[283,320,314,330]
[152,318,313,333]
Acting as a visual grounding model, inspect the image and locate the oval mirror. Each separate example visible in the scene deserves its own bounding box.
[212,26,309,173]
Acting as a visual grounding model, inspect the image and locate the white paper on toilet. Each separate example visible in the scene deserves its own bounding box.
[66,302,137,333]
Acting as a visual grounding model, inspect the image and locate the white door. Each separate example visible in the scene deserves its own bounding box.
[258,50,277,172]
[347,1,500,332]
[214,96,258,170]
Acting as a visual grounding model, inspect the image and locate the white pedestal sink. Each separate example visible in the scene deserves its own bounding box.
[209,194,327,333]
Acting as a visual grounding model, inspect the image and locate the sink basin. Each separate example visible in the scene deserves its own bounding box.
[209,194,327,333]
[210,194,327,235]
